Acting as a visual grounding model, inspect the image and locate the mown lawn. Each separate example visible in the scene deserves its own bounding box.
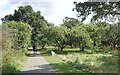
[40,47,119,74]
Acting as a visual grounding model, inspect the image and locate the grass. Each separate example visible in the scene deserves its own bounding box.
[43,56,84,73]
[2,49,31,74]
[40,47,119,74]
[40,48,84,73]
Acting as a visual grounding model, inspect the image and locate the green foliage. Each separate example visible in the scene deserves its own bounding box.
[52,25,68,51]
[61,16,120,51]
[1,5,47,48]
[71,24,93,51]
[2,50,27,73]
[36,23,50,49]
[62,17,82,29]
[62,17,83,48]
[96,22,120,49]
[2,5,34,23]
[2,24,28,73]
[1,5,120,73]
[73,1,120,22]
[4,21,32,51]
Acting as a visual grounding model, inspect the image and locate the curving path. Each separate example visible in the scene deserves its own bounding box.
[21,50,58,75]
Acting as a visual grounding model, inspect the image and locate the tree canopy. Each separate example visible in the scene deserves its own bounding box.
[1,5,49,47]
[1,5,120,53]
[73,1,120,22]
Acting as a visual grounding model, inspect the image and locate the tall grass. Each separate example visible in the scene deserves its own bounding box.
[2,50,27,73]
[40,47,118,73]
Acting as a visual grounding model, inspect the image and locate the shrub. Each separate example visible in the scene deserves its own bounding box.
[2,21,30,73]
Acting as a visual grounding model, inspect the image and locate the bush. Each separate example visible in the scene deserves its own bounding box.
[4,21,32,52]
[2,22,30,73]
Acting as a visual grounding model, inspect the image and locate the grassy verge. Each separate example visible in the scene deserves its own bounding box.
[40,47,118,73]
[2,49,30,74]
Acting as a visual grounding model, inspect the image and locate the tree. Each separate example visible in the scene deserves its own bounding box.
[71,24,93,51]
[1,14,13,22]
[95,21,120,50]
[107,23,120,50]
[83,23,98,46]
[73,1,120,22]
[62,17,83,48]
[46,23,57,47]
[3,21,31,52]
[30,12,47,47]
[98,22,120,50]
[62,17,82,29]
[1,5,49,49]
[2,5,34,24]
[50,25,68,52]
[36,22,51,49]
[73,1,120,50]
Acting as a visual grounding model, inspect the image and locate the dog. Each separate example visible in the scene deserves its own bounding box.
[51,51,55,56]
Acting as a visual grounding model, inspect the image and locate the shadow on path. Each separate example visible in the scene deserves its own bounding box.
[21,51,58,75]
[21,64,58,73]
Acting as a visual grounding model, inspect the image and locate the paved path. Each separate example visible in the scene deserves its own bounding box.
[21,51,58,75]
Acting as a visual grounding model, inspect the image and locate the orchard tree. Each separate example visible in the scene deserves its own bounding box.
[65,28,74,48]
[62,17,82,29]
[71,25,93,51]
[105,23,120,50]
[31,11,47,47]
[96,22,111,46]
[62,17,83,48]
[96,22,120,50]
[83,23,98,46]
[37,22,52,49]
[51,25,68,52]
[73,1,120,50]
[46,23,57,47]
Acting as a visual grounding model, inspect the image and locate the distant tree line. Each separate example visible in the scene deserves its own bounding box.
[2,4,120,53]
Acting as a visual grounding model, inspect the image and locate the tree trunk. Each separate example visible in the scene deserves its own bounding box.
[81,47,84,51]
[93,40,96,46]
[113,44,116,50]
[42,44,45,49]
[74,44,77,48]
[60,47,63,53]
[70,44,73,48]
[57,45,60,50]
[58,47,59,50]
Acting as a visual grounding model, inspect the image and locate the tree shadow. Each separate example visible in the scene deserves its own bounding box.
[20,63,88,75]
[48,63,117,75]
[66,59,118,75]
[26,53,41,57]
[20,64,58,75]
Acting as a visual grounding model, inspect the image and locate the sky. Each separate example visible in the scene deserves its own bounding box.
[0,0,90,25]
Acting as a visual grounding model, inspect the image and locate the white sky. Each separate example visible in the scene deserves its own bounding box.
[0,0,90,25]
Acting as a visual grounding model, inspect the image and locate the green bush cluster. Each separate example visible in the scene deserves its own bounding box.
[2,21,31,73]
